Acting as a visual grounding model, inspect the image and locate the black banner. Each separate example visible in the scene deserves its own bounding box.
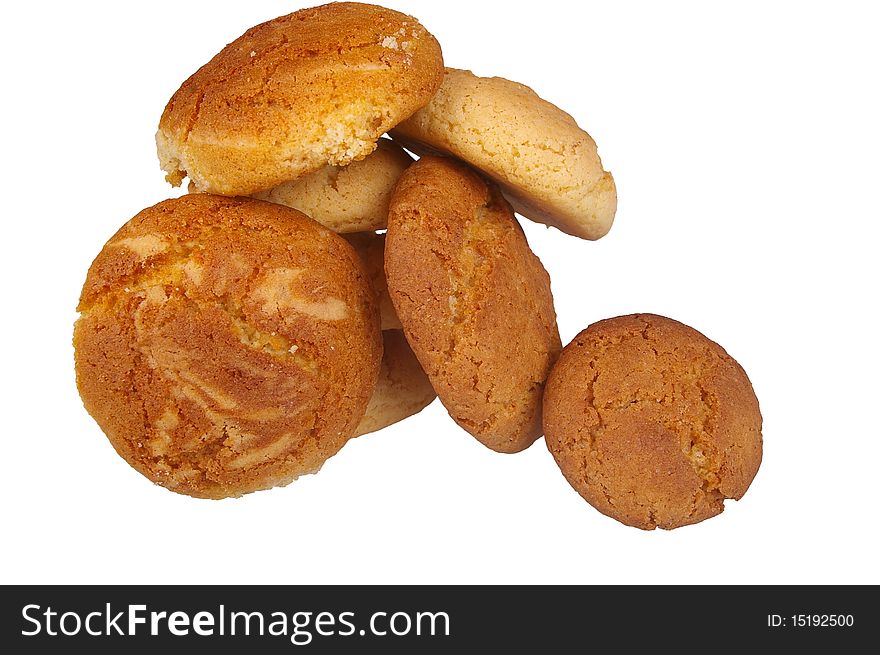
[1,585,871,652]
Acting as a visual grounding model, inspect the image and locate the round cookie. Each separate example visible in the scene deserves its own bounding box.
[74,195,382,499]
[253,139,413,233]
[391,68,617,240]
[157,2,443,196]
[344,231,401,330]
[354,330,436,437]
[543,314,762,530]
[385,156,562,453]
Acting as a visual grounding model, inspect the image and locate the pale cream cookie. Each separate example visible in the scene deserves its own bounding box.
[344,230,401,331]
[354,330,436,437]
[392,68,616,240]
[254,139,412,233]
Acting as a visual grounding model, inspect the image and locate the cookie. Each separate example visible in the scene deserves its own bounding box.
[74,195,382,499]
[354,330,436,437]
[344,231,401,330]
[157,2,443,196]
[391,68,616,240]
[253,139,413,233]
[543,314,762,530]
[385,156,561,453]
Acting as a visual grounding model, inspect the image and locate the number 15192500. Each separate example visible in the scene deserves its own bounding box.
[768,614,854,628]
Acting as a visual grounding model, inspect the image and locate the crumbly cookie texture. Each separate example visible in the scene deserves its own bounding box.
[543,314,762,530]
[74,194,382,499]
[354,330,436,437]
[254,139,413,233]
[344,231,402,330]
[391,68,616,240]
[386,156,562,453]
[157,2,443,196]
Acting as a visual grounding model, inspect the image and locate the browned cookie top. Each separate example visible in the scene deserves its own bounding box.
[158,2,443,195]
[385,156,561,453]
[543,314,762,530]
[74,194,382,498]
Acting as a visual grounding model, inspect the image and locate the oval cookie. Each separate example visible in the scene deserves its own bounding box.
[392,68,616,240]
[385,156,561,453]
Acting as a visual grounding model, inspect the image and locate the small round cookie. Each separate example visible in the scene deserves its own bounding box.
[354,330,436,437]
[344,231,401,331]
[385,156,562,453]
[253,139,413,233]
[157,2,443,196]
[543,314,762,530]
[74,195,382,499]
[391,68,617,240]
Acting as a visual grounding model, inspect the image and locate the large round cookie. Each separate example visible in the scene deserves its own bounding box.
[254,139,413,233]
[74,195,382,499]
[391,68,616,240]
[385,156,562,453]
[354,330,436,437]
[543,314,762,530]
[157,2,443,196]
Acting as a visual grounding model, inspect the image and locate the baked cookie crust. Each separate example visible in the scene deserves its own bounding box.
[392,68,616,240]
[74,195,382,498]
[386,156,561,453]
[158,2,443,195]
[543,314,762,529]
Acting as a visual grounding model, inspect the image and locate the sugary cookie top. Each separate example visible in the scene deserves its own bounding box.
[544,314,762,529]
[158,2,443,195]
[386,156,561,452]
[254,139,413,234]
[392,68,616,240]
[75,194,382,498]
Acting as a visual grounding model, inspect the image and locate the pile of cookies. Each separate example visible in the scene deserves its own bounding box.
[74,2,762,530]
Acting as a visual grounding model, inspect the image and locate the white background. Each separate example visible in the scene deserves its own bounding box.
[1,0,878,584]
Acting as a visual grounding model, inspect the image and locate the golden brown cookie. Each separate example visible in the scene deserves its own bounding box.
[543,314,762,530]
[253,139,413,233]
[385,156,562,453]
[157,2,443,196]
[392,68,616,240]
[344,231,401,331]
[354,330,436,437]
[74,195,382,499]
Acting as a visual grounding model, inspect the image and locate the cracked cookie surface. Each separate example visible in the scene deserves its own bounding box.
[385,156,561,453]
[391,68,616,240]
[157,2,443,196]
[74,194,382,499]
[543,314,762,530]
